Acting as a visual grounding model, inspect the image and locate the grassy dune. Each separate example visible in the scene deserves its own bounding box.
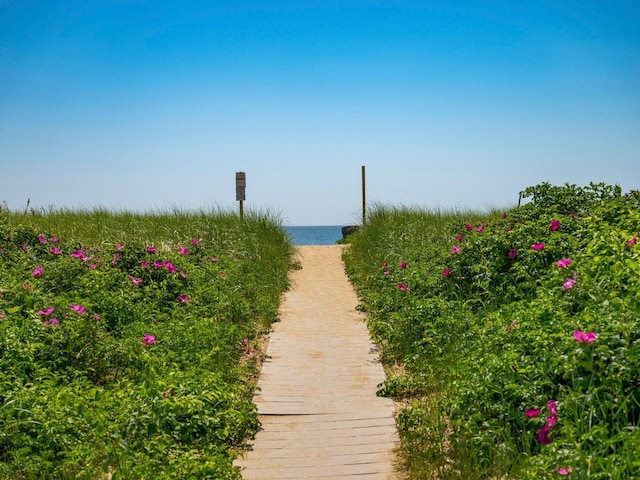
[0,206,293,479]
[344,184,640,479]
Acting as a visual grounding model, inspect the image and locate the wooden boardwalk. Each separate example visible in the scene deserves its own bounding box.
[235,245,399,480]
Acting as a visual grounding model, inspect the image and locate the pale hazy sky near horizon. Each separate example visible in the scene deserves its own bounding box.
[1,1,639,225]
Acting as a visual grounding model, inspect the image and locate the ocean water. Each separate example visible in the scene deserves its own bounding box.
[283,225,346,246]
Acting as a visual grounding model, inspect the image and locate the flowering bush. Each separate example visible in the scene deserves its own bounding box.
[0,209,293,479]
[344,183,640,479]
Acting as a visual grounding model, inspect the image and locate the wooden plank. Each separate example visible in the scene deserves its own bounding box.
[235,246,399,479]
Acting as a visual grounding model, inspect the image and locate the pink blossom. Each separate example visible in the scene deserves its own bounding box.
[178,246,188,255]
[537,425,552,444]
[50,236,59,243]
[397,282,408,291]
[531,242,545,251]
[146,246,157,253]
[128,275,142,286]
[37,234,48,244]
[558,467,572,475]
[153,261,164,269]
[501,212,507,219]
[211,257,219,262]
[142,334,156,346]
[38,307,55,316]
[573,330,597,343]
[140,261,149,268]
[43,318,60,326]
[546,399,558,427]
[49,247,62,255]
[32,264,44,277]
[450,245,460,254]
[550,220,561,231]
[556,258,572,268]
[180,270,187,279]
[91,314,101,321]
[178,294,190,303]
[116,242,125,250]
[70,249,86,259]
[90,264,98,269]
[383,270,390,275]
[508,248,518,259]
[563,278,576,290]
[191,238,200,245]
[442,268,451,277]
[476,225,485,233]
[626,236,637,246]
[525,409,541,418]
[399,261,408,269]
[455,234,464,241]
[164,260,177,273]
[381,262,388,268]
[70,304,87,315]
[465,224,474,231]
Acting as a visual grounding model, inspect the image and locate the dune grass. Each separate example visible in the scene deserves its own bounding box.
[344,184,640,479]
[0,205,294,479]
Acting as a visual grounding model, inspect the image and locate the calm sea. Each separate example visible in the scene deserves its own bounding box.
[283,226,345,246]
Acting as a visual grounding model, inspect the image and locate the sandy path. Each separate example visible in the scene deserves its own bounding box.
[235,245,399,479]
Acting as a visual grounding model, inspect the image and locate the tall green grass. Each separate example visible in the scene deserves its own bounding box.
[344,205,503,478]
[0,206,294,479]
[344,186,640,479]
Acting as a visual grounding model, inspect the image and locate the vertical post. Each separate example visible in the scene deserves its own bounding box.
[236,171,246,220]
[361,165,366,225]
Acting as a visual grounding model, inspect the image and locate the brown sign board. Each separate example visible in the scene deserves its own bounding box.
[236,172,246,201]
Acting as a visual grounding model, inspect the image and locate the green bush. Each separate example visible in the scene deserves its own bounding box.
[344,183,640,479]
[0,207,293,479]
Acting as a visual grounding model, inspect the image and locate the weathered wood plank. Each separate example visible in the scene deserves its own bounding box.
[235,246,399,479]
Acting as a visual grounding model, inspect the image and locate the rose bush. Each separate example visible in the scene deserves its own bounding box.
[345,183,640,479]
[0,209,293,479]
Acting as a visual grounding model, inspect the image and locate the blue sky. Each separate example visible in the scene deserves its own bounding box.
[1,1,639,225]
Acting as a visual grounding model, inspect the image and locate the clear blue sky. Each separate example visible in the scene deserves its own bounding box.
[1,1,639,225]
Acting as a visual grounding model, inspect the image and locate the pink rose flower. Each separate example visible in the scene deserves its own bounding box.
[573,330,597,343]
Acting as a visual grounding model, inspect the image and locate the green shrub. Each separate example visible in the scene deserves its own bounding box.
[0,207,293,479]
[344,183,640,479]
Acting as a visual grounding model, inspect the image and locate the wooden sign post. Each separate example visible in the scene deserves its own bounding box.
[236,171,246,220]
[361,165,366,225]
